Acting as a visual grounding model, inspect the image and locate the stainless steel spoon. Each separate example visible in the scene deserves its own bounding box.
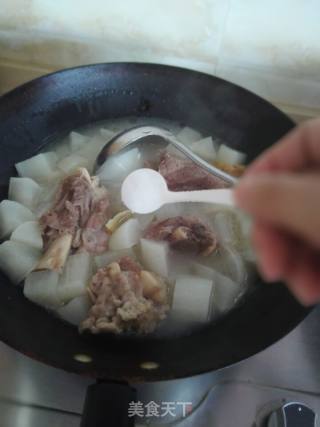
[95,125,238,186]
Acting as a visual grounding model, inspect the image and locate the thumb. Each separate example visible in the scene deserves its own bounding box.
[234,173,320,248]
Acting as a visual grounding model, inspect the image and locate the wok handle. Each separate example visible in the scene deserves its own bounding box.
[81,382,137,427]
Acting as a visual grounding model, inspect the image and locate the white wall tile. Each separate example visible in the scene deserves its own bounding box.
[219,0,320,81]
[0,0,319,111]
[216,62,320,110]
[0,0,230,68]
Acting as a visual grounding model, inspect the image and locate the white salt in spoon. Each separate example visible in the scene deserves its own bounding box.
[121,168,234,214]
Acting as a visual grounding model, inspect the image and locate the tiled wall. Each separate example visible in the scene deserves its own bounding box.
[0,0,319,114]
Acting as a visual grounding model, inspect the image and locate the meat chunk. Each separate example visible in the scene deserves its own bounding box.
[158,152,228,191]
[81,256,169,334]
[144,216,217,256]
[40,168,110,254]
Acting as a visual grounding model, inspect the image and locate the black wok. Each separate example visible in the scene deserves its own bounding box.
[0,63,311,426]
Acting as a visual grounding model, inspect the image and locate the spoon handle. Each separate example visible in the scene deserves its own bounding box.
[166,188,235,207]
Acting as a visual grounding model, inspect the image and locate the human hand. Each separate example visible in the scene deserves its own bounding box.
[235,118,320,305]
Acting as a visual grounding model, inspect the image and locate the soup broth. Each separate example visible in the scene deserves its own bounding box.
[0,117,255,338]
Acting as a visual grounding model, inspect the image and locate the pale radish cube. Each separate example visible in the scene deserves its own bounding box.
[57,154,89,174]
[100,128,116,140]
[216,144,246,165]
[97,148,143,182]
[57,252,93,303]
[11,221,43,250]
[109,219,141,251]
[213,210,240,246]
[8,177,41,210]
[213,272,241,313]
[77,136,107,172]
[192,262,241,313]
[24,270,61,308]
[176,127,202,145]
[0,241,41,284]
[171,275,214,323]
[15,152,58,181]
[94,248,135,269]
[0,200,35,239]
[223,246,247,284]
[54,142,70,159]
[140,238,169,278]
[35,180,60,217]
[191,137,217,161]
[69,131,88,152]
[57,295,91,326]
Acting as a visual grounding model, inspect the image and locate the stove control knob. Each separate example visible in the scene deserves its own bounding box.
[268,402,317,427]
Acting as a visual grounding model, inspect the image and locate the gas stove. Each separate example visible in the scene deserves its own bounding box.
[0,306,319,426]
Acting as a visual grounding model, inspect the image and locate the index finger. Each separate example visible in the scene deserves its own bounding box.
[245,118,320,176]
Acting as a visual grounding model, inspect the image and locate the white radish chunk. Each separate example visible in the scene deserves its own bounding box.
[11,221,43,250]
[94,248,136,269]
[214,274,241,313]
[97,148,143,182]
[100,128,116,140]
[57,295,91,326]
[57,154,89,174]
[171,275,213,323]
[8,177,41,210]
[54,142,71,159]
[77,136,107,172]
[222,246,247,284]
[15,152,58,182]
[176,127,202,145]
[216,144,246,165]
[192,263,241,313]
[140,238,169,278]
[0,241,41,284]
[0,200,35,239]
[192,262,217,280]
[109,218,142,251]
[191,137,217,161]
[57,252,93,303]
[213,210,240,247]
[69,131,88,152]
[35,180,60,217]
[24,270,61,308]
